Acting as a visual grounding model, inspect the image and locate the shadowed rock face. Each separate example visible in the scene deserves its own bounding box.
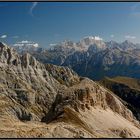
[0,42,140,138]
[100,76,140,122]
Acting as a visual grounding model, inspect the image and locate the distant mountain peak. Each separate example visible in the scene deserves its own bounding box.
[122,40,134,44]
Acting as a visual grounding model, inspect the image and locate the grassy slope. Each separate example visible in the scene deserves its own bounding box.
[106,76,140,91]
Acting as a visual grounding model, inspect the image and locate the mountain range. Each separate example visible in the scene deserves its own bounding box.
[1,42,140,138]
[12,36,140,80]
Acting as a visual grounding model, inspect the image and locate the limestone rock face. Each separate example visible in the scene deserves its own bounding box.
[0,42,140,138]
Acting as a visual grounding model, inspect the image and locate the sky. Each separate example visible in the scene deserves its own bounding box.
[0,2,140,48]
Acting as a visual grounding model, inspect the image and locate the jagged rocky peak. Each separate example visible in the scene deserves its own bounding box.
[120,40,137,51]
[48,36,107,54]
[0,43,80,120]
[0,42,10,51]
[78,36,106,49]
[105,40,120,49]
[0,42,44,69]
[0,42,7,48]
[45,63,80,87]
[0,42,20,65]
[61,40,76,47]
[80,36,103,44]
[21,53,38,68]
[123,40,133,44]
[49,40,83,54]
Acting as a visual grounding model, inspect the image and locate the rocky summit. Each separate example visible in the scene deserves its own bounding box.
[0,42,140,138]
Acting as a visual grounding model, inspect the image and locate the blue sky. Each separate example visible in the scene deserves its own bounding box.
[0,2,140,48]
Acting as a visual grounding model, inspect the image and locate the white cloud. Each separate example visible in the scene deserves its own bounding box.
[94,36,103,41]
[29,2,38,17]
[125,35,136,39]
[13,43,24,47]
[0,35,7,39]
[13,40,39,48]
[50,43,57,46]
[33,43,39,48]
[20,40,30,44]
[110,34,114,38]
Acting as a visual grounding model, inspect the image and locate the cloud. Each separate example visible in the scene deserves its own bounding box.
[13,40,39,48]
[50,43,57,46]
[94,36,103,41]
[110,34,114,38]
[29,2,38,17]
[20,40,30,44]
[125,35,136,39]
[0,35,7,39]
[33,43,39,48]
[13,43,24,47]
